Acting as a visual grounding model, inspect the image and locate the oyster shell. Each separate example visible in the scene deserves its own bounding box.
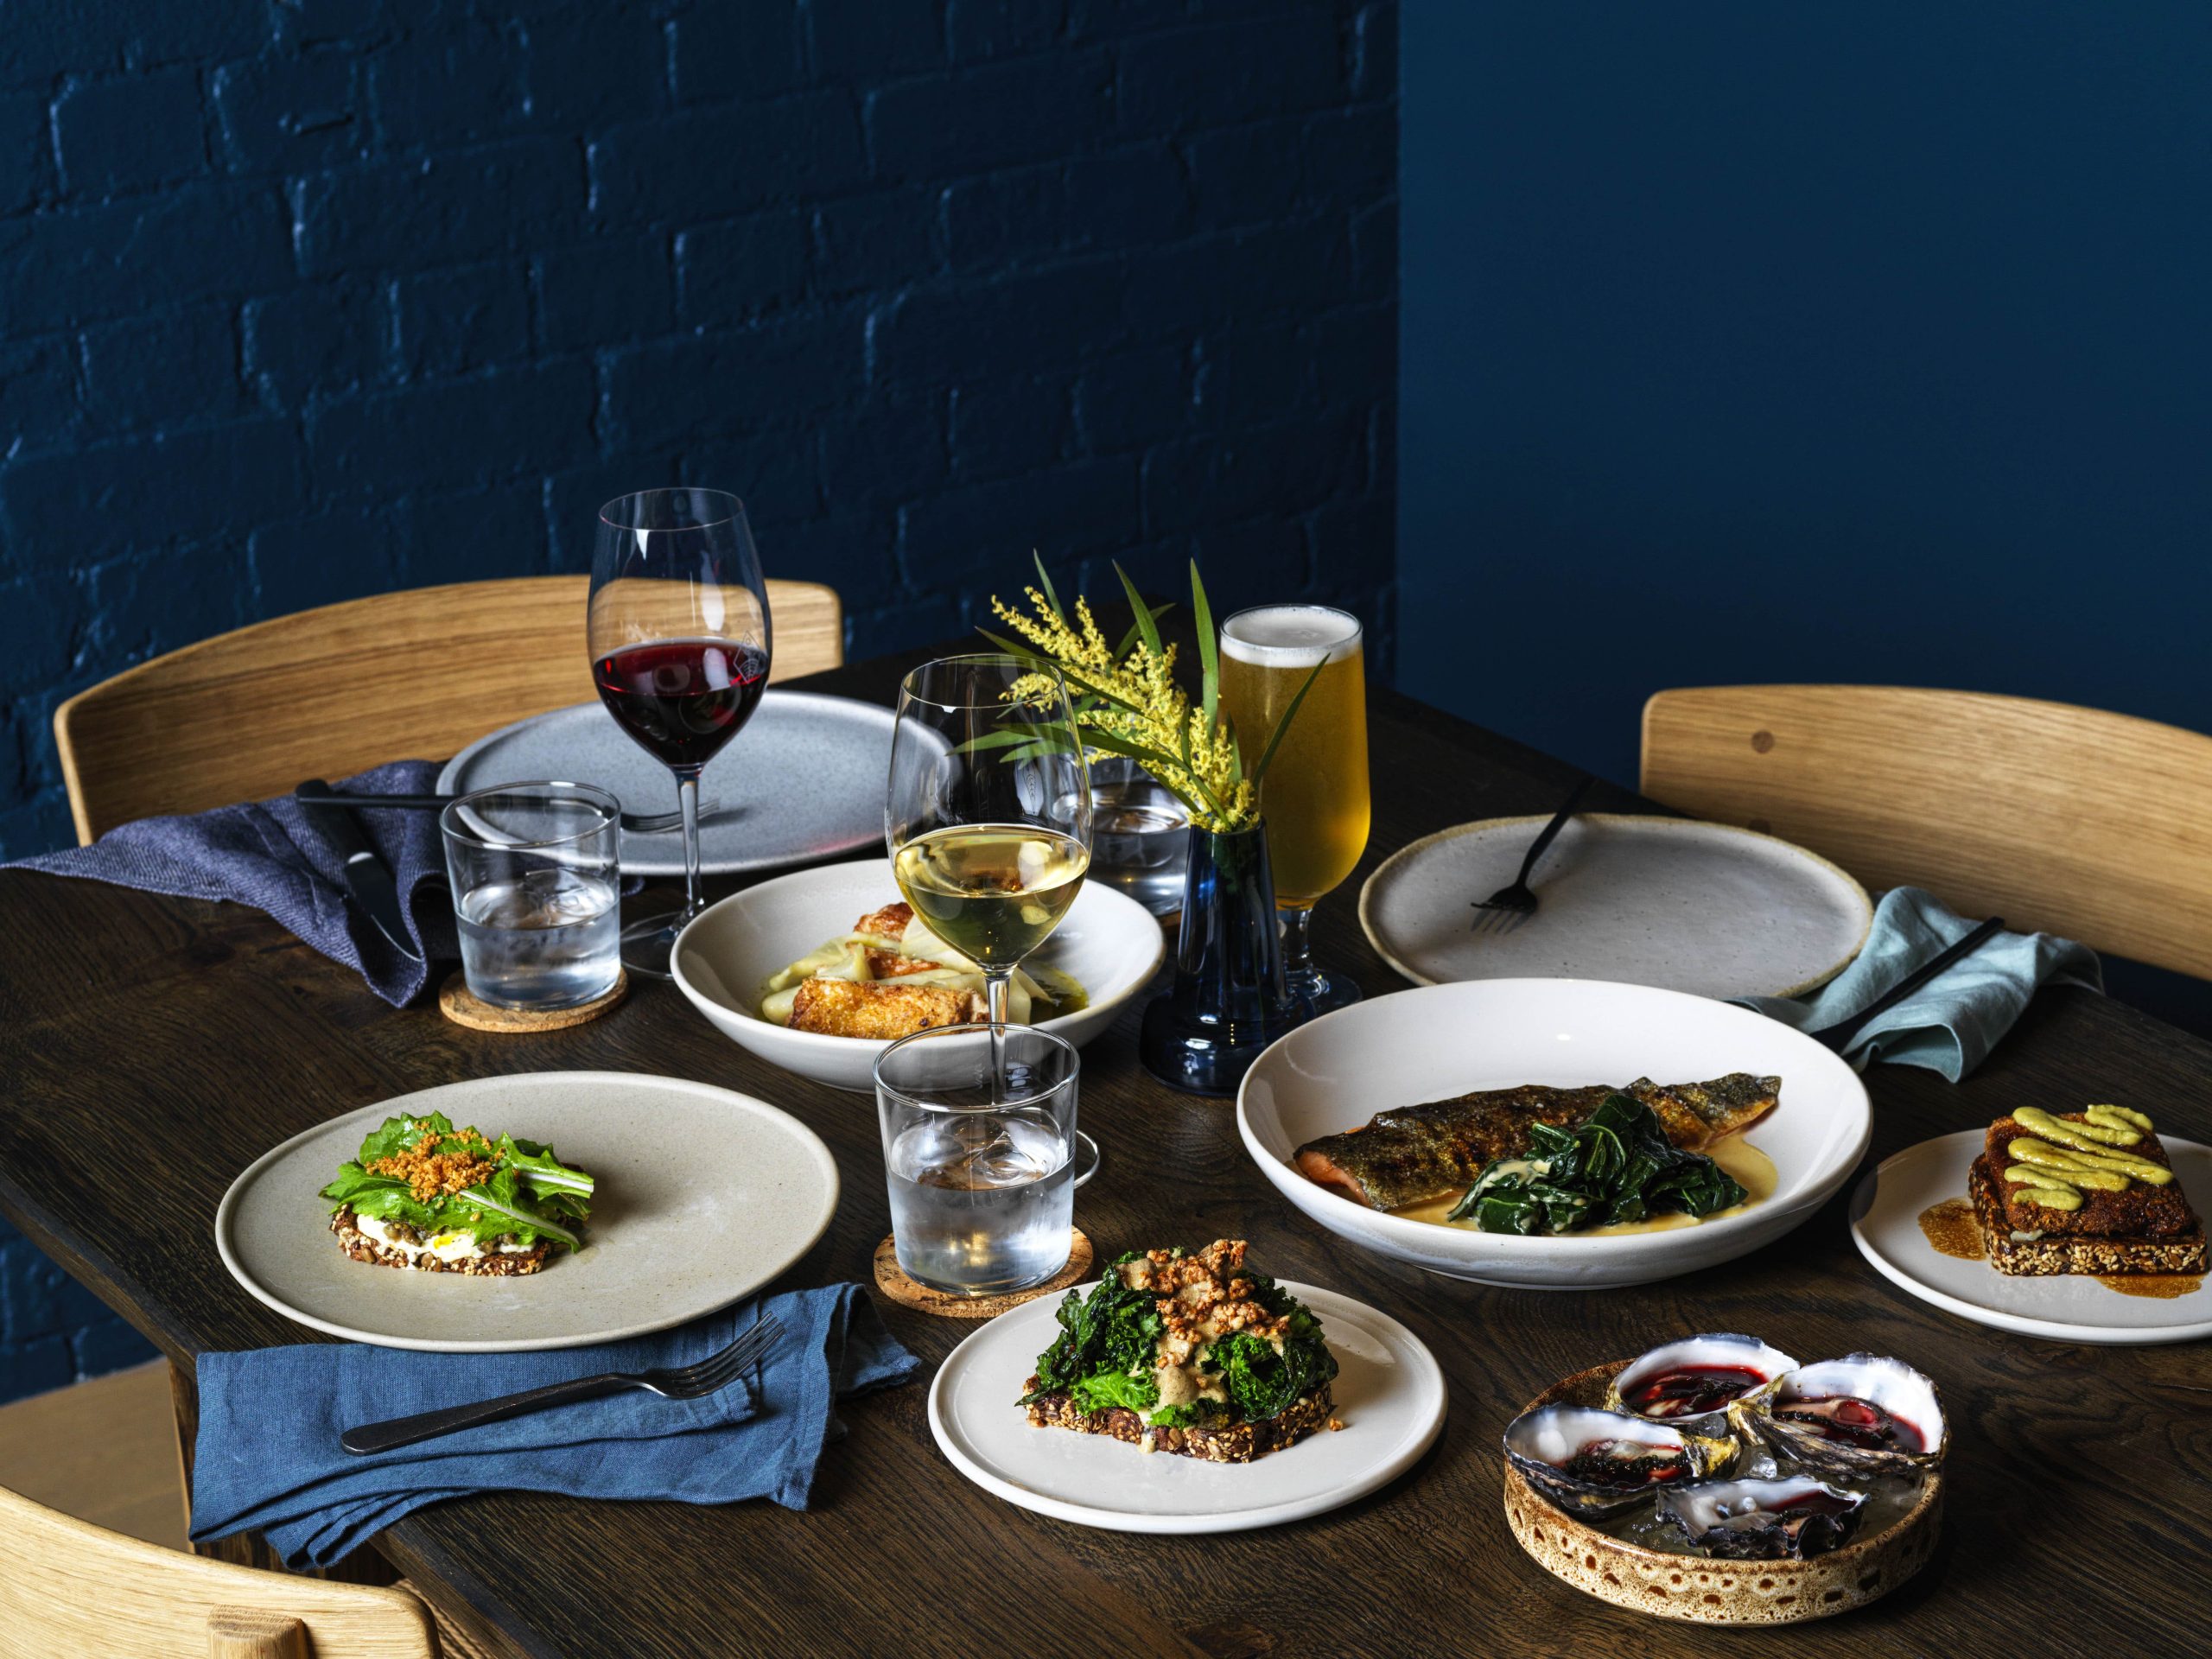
[1605,1332,1799,1438]
[1737,1354,1948,1478]
[1502,1404,1727,1518]
[1655,1476,1868,1560]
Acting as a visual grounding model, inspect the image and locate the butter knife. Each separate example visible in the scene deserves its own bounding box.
[296,780,423,963]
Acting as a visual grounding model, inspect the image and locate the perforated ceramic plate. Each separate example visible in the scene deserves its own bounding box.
[215,1072,838,1351]
[439,691,895,876]
[929,1283,1446,1532]
[1360,814,1872,1001]
[1850,1131,2212,1344]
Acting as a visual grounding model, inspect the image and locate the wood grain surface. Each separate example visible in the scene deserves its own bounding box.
[1642,683,2212,980]
[4,648,2209,1659]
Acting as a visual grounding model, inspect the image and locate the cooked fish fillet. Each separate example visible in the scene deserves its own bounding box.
[854,901,917,940]
[863,946,948,978]
[1295,1073,1782,1211]
[788,976,975,1039]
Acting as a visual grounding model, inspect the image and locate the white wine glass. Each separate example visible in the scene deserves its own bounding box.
[884,655,1093,1060]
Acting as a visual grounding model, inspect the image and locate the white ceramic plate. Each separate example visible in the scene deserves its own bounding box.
[1360,814,1872,1000]
[439,691,895,876]
[215,1072,838,1351]
[672,858,1167,1092]
[1237,979,1872,1290]
[928,1282,1446,1533]
[1849,1130,2212,1345]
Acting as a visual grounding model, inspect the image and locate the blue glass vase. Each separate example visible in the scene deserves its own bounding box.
[1139,822,1308,1096]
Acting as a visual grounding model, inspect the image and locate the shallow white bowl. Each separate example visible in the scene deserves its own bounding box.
[1237,979,1872,1290]
[672,857,1167,1092]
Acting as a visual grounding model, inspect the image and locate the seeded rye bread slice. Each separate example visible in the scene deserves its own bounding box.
[1967,1159,2207,1277]
[1023,1376,1335,1463]
[330,1205,556,1277]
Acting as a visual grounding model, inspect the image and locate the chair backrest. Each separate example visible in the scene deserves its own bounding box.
[1641,683,2212,982]
[0,1481,435,1658]
[54,575,843,842]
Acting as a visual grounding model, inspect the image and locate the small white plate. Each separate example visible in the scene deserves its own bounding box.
[928,1282,1446,1533]
[672,858,1166,1093]
[1238,979,1872,1290]
[1849,1130,2212,1345]
[215,1072,838,1352]
[439,691,895,877]
[1360,814,1872,1000]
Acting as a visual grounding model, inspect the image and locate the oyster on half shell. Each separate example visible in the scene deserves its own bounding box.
[1502,1404,1730,1518]
[1655,1476,1869,1560]
[1735,1354,1948,1478]
[1604,1332,1799,1440]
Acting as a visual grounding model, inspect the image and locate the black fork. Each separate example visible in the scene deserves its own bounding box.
[340,1313,784,1456]
[1470,775,1594,934]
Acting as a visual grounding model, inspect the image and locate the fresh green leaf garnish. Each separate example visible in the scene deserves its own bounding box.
[319,1114,595,1253]
[1446,1095,1746,1236]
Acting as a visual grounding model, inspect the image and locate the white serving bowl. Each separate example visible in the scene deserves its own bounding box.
[1237,979,1872,1290]
[672,857,1167,1092]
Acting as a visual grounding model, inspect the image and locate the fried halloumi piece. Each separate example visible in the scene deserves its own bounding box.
[854,902,917,941]
[788,976,976,1039]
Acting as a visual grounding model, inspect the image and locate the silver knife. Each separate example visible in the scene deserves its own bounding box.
[295,780,423,963]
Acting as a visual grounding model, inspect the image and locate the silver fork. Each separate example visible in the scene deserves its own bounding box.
[1471,775,1593,934]
[340,1313,784,1456]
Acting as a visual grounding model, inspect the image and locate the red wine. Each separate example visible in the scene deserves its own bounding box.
[594,639,767,772]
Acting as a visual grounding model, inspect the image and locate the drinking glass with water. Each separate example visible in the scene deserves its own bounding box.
[874,1025,1097,1296]
[440,783,623,1011]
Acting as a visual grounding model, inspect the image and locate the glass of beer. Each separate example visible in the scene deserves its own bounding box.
[1218,606,1370,1014]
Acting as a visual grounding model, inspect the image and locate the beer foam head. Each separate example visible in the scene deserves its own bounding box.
[1219,605,1362,667]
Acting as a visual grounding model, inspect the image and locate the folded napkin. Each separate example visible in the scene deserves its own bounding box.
[190,1285,918,1568]
[1737,886,2101,1079]
[12,761,452,1006]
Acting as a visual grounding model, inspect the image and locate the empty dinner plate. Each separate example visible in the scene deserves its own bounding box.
[1850,1131,2212,1345]
[439,691,895,877]
[929,1283,1446,1533]
[1360,813,1872,1001]
[215,1072,838,1352]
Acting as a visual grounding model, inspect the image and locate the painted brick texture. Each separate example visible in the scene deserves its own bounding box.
[0,0,1397,1397]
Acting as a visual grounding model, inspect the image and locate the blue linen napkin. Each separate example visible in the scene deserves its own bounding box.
[1736,887,2101,1079]
[189,1285,918,1568]
[11,761,452,1007]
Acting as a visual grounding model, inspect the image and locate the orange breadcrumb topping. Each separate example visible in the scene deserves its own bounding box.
[366,1127,497,1203]
[1119,1239,1294,1346]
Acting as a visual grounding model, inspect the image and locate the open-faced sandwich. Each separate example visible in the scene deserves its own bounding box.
[758,900,1085,1040]
[319,1111,594,1276]
[1967,1103,2206,1276]
[1020,1239,1340,1464]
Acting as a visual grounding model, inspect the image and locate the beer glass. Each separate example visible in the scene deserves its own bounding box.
[1218,606,1370,1012]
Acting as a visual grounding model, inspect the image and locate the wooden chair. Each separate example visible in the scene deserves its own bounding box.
[53,575,844,843]
[1641,684,2212,982]
[0,1478,457,1658]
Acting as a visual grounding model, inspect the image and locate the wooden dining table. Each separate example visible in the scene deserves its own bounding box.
[2,641,2206,1659]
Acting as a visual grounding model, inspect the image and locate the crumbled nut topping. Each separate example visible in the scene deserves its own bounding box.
[366,1126,497,1202]
[1119,1238,1294,1350]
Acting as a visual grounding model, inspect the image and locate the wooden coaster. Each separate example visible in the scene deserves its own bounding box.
[438,969,628,1033]
[873,1228,1093,1319]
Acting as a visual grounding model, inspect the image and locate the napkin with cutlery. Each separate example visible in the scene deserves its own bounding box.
[189,1285,918,1569]
[12,760,450,1006]
[1737,887,2101,1079]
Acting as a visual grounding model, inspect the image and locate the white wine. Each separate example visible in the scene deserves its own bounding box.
[893,825,1090,969]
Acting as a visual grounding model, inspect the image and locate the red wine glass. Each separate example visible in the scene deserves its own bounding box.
[588,488,772,977]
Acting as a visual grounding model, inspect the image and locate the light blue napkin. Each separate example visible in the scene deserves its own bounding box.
[1735,887,2101,1079]
[189,1285,917,1568]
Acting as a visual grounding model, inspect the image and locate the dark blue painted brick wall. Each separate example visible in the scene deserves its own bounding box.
[0,2,1396,1400]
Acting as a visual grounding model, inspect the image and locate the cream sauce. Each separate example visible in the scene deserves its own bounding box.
[1389,1133,1777,1236]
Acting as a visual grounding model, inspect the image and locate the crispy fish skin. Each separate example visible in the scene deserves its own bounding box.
[1295,1073,1782,1211]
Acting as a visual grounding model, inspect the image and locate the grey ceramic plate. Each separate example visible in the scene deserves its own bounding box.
[437,690,896,877]
[1358,813,1872,1001]
[214,1072,839,1352]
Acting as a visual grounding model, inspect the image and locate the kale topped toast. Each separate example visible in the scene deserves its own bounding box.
[1020,1239,1341,1463]
[320,1111,594,1276]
